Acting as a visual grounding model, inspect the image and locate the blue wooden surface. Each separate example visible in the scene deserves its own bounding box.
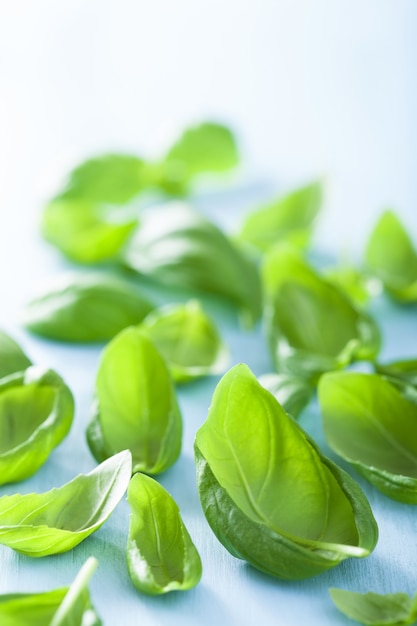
[0,1,416,623]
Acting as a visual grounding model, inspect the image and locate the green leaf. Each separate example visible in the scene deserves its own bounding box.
[0,366,74,485]
[122,203,262,327]
[262,245,380,382]
[325,265,377,308]
[0,558,101,626]
[23,273,154,342]
[0,330,32,379]
[258,372,313,418]
[195,364,378,580]
[163,121,239,184]
[0,450,131,556]
[56,154,147,204]
[239,181,322,252]
[329,588,417,626]
[365,211,417,302]
[319,372,417,503]
[42,199,138,264]
[140,300,229,383]
[127,473,202,594]
[87,328,182,474]
[375,359,417,388]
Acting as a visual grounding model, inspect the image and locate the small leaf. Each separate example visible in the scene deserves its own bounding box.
[140,300,229,383]
[87,328,182,474]
[239,181,322,252]
[325,265,378,307]
[365,210,417,302]
[127,473,202,594]
[0,330,31,379]
[375,359,417,388]
[23,273,154,342]
[258,372,313,418]
[319,372,417,503]
[0,366,74,485]
[122,202,262,327]
[329,588,417,626]
[0,450,132,556]
[195,364,378,580]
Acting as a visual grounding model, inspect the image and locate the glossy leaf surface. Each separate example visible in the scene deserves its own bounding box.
[140,300,229,383]
[366,211,417,302]
[195,364,377,579]
[330,588,417,626]
[23,273,154,342]
[127,473,202,595]
[123,203,262,326]
[319,372,417,503]
[262,245,380,382]
[239,181,322,252]
[258,372,313,418]
[0,366,74,485]
[0,330,31,379]
[87,328,182,474]
[0,450,131,556]
[0,557,101,626]
[42,199,138,264]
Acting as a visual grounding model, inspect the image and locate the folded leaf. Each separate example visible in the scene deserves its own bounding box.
[0,366,74,485]
[0,330,31,379]
[23,273,154,342]
[365,211,417,302]
[239,181,322,252]
[122,203,262,326]
[0,557,101,626]
[262,245,380,382]
[329,588,417,626]
[195,364,378,580]
[127,473,202,595]
[140,300,229,383]
[42,199,138,264]
[319,372,417,503]
[258,372,313,418]
[0,450,132,556]
[87,328,182,474]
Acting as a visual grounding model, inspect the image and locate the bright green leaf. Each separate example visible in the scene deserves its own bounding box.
[258,372,313,418]
[375,359,417,388]
[0,331,31,379]
[239,181,322,252]
[122,203,262,327]
[365,211,417,303]
[325,265,378,308]
[127,473,202,595]
[140,300,229,383]
[319,372,417,503]
[0,450,132,556]
[0,366,74,485]
[262,245,380,382]
[329,588,417,626]
[23,273,154,342]
[87,328,182,474]
[195,364,378,580]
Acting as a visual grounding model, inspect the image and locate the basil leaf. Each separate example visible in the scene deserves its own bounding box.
[366,210,417,302]
[0,558,101,626]
[163,121,239,184]
[329,588,417,626]
[23,273,154,342]
[123,203,262,326]
[0,366,74,485]
[319,372,417,503]
[195,364,377,580]
[325,265,377,308]
[0,450,131,556]
[375,359,417,388]
[239,181,322,252]
[140,300,229,383]
[57,154,146,204]
[87,328,182,474]
[42,199,138,264]
[258,372,313,418]
[262,245,380,382]
[127,473,202,594]
[0,330,31,379]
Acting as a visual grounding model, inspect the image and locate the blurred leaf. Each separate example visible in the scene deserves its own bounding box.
[330,587,417,626]
[0,330,31,379]
[258,372,313,418]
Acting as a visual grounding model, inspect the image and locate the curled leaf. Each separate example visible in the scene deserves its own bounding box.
[0,330,31,379]
[330,587,417,626]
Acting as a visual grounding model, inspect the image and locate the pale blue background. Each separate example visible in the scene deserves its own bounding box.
[0,1,416,624]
